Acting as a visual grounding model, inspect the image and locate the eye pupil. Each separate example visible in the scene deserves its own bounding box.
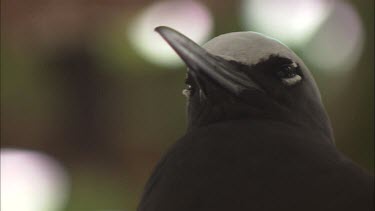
[279,63,297,79]
[278,62,302,86]
[283,66,292,72]
[182,84,194,97]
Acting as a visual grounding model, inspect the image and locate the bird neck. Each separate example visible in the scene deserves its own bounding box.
[187,96,334,143]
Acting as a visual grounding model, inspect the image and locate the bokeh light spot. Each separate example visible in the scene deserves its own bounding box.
[302,1,364,73]
[240,0,334,47]
[1,149,70,211]
[128,0,213,67]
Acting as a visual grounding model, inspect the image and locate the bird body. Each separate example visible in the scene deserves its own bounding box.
[140,119,372,210]
[138,26,373,211]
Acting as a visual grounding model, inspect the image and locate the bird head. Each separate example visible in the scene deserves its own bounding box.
[156,26,333,140]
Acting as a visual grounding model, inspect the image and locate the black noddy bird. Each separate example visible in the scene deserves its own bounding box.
[138,26,373,211]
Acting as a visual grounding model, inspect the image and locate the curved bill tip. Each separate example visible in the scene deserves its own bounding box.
[154,26,169,33]
[154,26,263,95]
[154,26,210,71]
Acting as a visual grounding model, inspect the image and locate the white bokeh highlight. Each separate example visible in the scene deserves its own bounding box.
[240,0,364,73]
[241,0,334,47]
[302,1,364,73]
[128,0,213,67]
[1,148,70,211]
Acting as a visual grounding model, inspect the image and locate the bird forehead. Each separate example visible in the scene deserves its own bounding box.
[203,32,298,66]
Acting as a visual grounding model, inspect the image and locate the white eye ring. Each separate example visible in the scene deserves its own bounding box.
[282,75,302,86]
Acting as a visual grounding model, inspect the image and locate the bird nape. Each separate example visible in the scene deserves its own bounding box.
[137,26,373,211]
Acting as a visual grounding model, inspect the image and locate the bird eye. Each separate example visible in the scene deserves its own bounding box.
[278,63,297,78]
[277,62,302,86]
[182,84,194,97]
[183,75,195,97]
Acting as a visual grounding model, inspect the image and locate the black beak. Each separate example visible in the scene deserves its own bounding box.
[155,26,262,96]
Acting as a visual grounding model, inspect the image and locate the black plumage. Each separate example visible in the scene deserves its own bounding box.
[138,26,373,211]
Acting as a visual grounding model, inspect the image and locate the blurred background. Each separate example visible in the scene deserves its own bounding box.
[1,0,373,210]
